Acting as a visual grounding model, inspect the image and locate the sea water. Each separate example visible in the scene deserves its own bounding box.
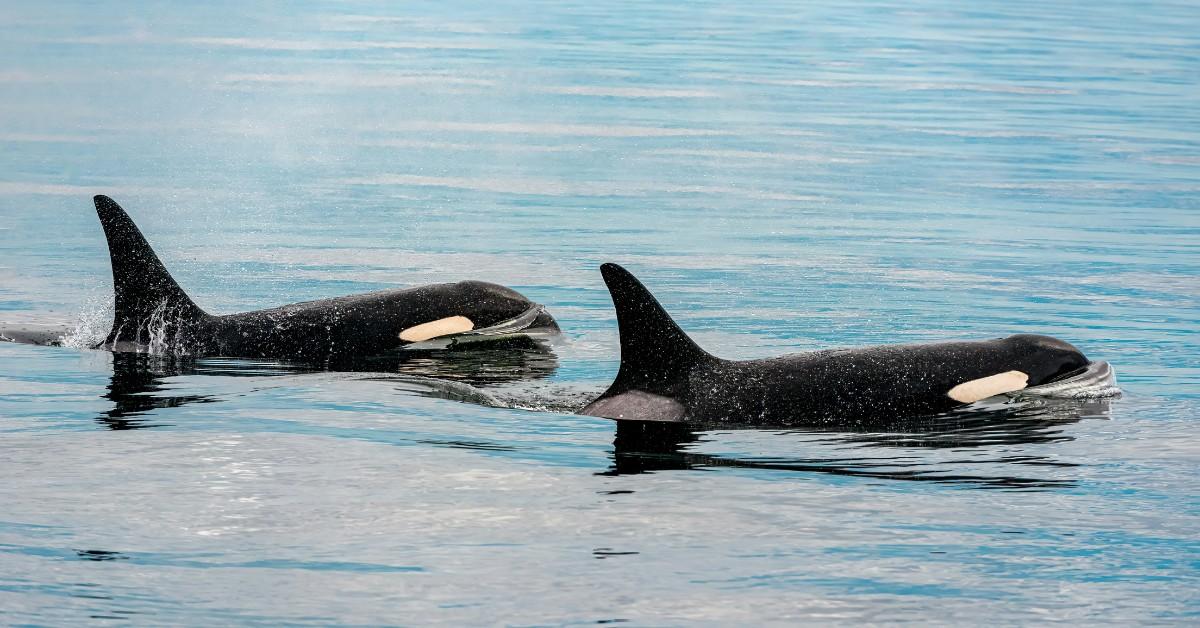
[1,0,1197,623]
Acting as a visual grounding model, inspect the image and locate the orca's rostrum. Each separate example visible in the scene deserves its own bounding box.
[580,263,1116,425]
[92,195,558,360]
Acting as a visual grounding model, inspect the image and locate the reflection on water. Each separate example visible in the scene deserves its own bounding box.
[95,340,558,429]
[91,346,1100,490]
[100,353,217,430]
[385,336,560,385]
[607,399,1111,489]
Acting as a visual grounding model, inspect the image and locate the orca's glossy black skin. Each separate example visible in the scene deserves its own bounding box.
[580,263,1091,426]
[92,195,557,361]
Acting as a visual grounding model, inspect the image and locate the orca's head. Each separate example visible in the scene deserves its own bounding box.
[1003,334,1090,386]
[446,280,543,327]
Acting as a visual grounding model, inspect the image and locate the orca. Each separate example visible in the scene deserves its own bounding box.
[580,263,1113,426]
[78,195,558,360]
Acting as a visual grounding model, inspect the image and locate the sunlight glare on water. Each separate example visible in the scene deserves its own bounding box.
[1,0,1198,624]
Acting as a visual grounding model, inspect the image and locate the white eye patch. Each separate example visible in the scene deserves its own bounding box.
[399,316,475,342]
[947,370,1029,403]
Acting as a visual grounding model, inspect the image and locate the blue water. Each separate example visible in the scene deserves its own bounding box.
[2,0,1198,623]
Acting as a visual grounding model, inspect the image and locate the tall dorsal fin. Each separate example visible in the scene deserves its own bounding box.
[94,195,208,345]
[598,263,715,397]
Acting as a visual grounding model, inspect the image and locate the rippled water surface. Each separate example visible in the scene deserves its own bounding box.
[2,1,1198,624]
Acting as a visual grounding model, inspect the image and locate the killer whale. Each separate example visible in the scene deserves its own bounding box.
[580,263,1113,425]
[82,195,557,360]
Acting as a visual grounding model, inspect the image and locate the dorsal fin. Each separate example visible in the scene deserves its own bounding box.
[598,263,715,397]
[93,195,208,345]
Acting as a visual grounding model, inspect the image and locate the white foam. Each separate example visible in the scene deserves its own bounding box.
[1016,361,1121,399]
[59,296,112,350]
[61,296,196,356]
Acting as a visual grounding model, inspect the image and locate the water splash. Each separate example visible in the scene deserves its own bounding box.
[141,300,186,356]
[60,294,112,349]
[1016,361,1121,400]
[62,295,195,357]
[494,386,598,413]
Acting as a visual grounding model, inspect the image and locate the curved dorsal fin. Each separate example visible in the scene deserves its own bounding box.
[94,195,208,345]
[597,263,715,397]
